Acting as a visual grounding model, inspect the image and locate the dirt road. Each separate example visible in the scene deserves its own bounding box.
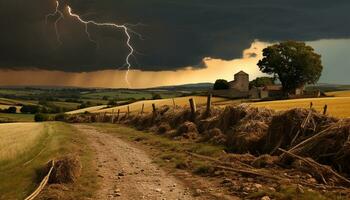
[75,124,201,200]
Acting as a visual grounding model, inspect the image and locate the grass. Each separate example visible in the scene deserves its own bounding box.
[0,122,97,199]
[253,97,350,118]
[49,101,80,111]
[0,113,34,122]
[94,96,227,114]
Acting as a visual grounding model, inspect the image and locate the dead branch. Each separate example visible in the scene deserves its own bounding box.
[278,148,350,185]
[214,165,282,180]
[188,152,253,169]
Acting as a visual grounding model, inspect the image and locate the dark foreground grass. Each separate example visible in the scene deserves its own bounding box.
[0,122,97,200]
[90,123,347,200]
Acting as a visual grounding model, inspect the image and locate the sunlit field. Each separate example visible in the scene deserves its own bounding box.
[253,97,350,118]
[66,105,108,114]
[0,122,96,199]
[95,96,227,114]
[0,123,45,162]
[326,90,350,97]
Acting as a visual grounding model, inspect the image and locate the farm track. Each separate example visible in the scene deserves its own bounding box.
[75,124,210,200]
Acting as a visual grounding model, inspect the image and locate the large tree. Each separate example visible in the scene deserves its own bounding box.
[213,79,230,90]
[257,41,323,93]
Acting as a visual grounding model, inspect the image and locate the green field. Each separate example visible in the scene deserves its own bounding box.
[0,122,97,199]
[0,97,36,106]
[81,89,183,101]
[49,101,81,111]
[0,113,34,122]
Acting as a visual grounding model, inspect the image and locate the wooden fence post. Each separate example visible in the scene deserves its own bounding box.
[141,103,145,115]
[189,98,196,118]
[206,93,212,114]
[111,110,115,123]
[310,102,313,109]
[323,104,328,115]
[116,109,120,122]
[152,103,156,114]
[172,98,176,110]
[127,106,130,117]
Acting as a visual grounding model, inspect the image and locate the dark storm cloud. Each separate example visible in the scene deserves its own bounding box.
[0,0,350,72]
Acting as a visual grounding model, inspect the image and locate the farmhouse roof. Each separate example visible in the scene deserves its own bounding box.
[236,71,248,75]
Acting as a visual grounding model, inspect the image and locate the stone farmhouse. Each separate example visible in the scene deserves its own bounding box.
[212,70,315,99]
[211,71,250,98]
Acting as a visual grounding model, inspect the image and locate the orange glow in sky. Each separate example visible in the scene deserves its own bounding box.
[0,40,269,88]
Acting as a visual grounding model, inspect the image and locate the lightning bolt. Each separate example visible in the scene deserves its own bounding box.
[67,6,134,87]
[46,1,138,88]
[45,1,64,44]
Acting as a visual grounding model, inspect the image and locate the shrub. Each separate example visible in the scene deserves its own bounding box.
[152,93,162,100]
[213,79,229,90]
[54,113,67,121]
[34,113,49,122]
[21,105,40,114]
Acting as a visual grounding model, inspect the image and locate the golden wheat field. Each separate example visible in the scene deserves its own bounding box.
[66,105,108,115]
[95,96,227,114]
[326,90,350,97]
[253,97,350,118]
[0,123,45,161]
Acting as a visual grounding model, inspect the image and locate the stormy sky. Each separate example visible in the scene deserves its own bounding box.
[0,0,349,87]
[1,0,350,71]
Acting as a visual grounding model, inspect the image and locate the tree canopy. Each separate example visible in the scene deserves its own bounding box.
[257,41,323,93]
[249,77,275,89]
[213,79,230,90]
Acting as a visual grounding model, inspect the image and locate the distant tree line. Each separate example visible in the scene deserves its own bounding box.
[0,106,17,113]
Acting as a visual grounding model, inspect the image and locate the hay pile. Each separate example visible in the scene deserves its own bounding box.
[48,155,82,184]
[288,119,350,174]
[201,128,227,145]
[176,121,199,139]
[228,120,269,153]
[37,184,73,200]
[263,108,338,154]
[223,106,274,153]
[157,122,172,134]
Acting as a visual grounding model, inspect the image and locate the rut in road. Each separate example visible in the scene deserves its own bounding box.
[75,124,200,200]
